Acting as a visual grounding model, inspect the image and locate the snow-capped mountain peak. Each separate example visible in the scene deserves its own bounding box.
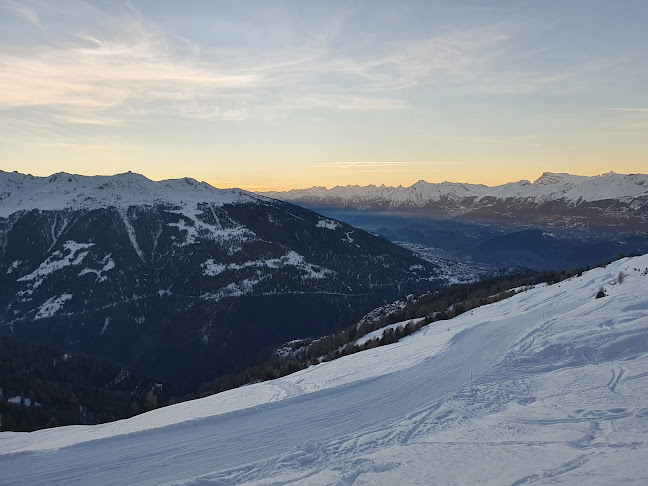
[532,171,585,186]
[0,170,257,217]
[261,172,648,229]
[263,171,648,206]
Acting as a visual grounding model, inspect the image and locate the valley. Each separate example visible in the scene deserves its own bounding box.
[264,172,648,272]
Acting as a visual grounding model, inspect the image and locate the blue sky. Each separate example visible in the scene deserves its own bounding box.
[1,0,646,190]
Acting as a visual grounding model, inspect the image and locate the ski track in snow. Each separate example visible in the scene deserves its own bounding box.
[1,256,648,485]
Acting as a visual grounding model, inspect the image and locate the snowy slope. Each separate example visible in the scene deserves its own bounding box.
[2,255,647,484]
[263,171,648,208]
[0,170,257,217]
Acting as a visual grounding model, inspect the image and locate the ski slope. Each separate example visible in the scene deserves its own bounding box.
[1,256,648,485]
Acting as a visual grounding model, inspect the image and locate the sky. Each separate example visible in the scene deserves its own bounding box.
[0,0,646,191]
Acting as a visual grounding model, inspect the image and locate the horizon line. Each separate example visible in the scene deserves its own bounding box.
[2,168,639,193]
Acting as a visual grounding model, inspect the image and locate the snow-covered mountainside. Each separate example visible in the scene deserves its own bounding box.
[264,171,648,207]
[0,170,255,217]
[2,255,647,485]
[0,171,442,390]
[263,172,648,230]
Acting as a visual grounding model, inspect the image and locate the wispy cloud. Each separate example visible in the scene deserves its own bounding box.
[0,5,263,126]
[606,108,648,112]
[0,35,259,110]
[536,114,579,122]
[1,0,40,26]
[313,161,465,170]
[38,141,109,151]
[473,133,545,146]
[473,138,517,145]
[55,113,125,126]
[336,169,444,174]
[0,4,534,128]
[259,94,409,113]
[599,106,648,133]
[236,183,289,192]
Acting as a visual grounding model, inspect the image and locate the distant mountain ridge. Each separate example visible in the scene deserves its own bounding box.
[262,172,648,230]
[263,172,648,207]
[0,170,441,390]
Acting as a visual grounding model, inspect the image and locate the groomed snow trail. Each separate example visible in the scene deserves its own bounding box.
[1,256,648,485]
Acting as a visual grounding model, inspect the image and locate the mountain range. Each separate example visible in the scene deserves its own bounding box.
[263,171,648,230]
[0,170,441,390]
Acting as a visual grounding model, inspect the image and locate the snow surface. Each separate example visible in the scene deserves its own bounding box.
[200,251,335,301]
[100,317,111,335]
[1,256,648,485]
[6,260,20,275]
[316,218,341,230]
[354,318,426,346]
[0,171,259,218]
[34,293,73,319]
[18,241,93,283]
[5,397,40,409]
[166,206,255,246]
[263,171,648,208]
[202,251,334,280]
[78,254,115,283]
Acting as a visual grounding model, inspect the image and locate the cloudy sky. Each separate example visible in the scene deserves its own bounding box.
[1,0,646,190]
